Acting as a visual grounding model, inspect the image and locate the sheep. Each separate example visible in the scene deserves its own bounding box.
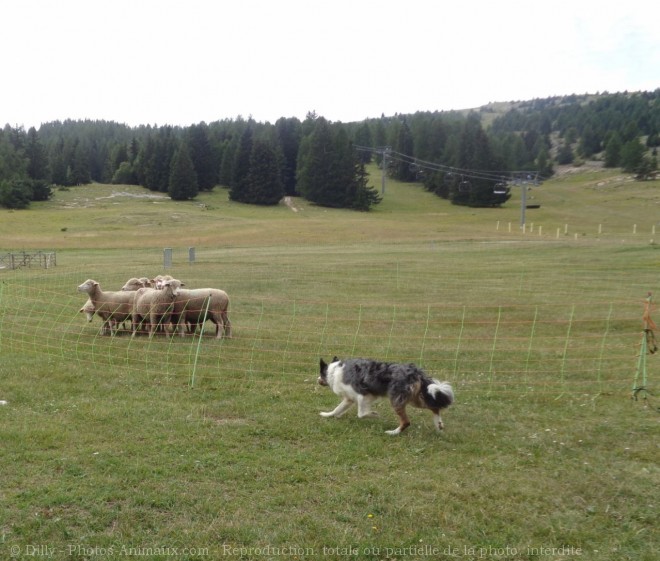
[121,277,153,291]
[152,274,174,290]
[81,277,152,333]
[131,278,184,337]
[170,288,231,339]
[77,279,137,336]
[78,298,117,335]
[80,299,96,322]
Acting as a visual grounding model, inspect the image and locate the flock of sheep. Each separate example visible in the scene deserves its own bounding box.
[77,275,231,339]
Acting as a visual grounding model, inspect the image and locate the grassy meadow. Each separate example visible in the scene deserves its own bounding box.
[0,165,659,561]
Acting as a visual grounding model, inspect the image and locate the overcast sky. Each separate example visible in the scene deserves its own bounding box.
[2,0,658,130]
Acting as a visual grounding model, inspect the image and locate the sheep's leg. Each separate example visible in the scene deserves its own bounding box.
[222,311,232,338]
[131,316,140,336]
[148,313,159,338]
[177,317,187,337]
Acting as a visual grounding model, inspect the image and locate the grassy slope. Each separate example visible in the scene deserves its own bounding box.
[0,166,658,561]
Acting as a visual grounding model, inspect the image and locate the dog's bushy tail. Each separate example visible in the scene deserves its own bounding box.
[422,379,454,410]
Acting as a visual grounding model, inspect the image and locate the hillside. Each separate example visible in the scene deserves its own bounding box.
[1,90,658,212]
[1,163,658,252]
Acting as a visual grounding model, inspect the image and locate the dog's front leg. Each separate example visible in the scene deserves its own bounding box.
[320,398,353,418]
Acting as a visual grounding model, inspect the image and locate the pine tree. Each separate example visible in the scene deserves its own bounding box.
[620,138,645,173]
[218,138,235,187]
[0,127,28,181]
[241,138,285,205]
[168,142,198,201]
[333,127,357,207]
[604,132,623,167]
[229,121,254,202]
[69,141,91,185]
[556,142,574,165]
[296,117,336,206]
[188,123,216,190]
[350,159,382,211]
[354,121,373,164]
[297,117,381,211]
[391,119,415,181]
[275,117,302,196]
[144,127,177,192]
[452,114,508,207]
[25,127,50,180]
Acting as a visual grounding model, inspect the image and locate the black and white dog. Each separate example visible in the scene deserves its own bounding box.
[318,357,454,435]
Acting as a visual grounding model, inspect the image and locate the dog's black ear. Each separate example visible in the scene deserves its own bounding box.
[319,358,327,375]
[332,356,339,363]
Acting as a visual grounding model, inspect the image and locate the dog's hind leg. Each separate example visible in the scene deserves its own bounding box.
[320,398,354,418]
[385,406,411,435]
[357,395,378,418]
[431,409,444,431]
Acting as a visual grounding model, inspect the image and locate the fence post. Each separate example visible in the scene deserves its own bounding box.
[163,248,173,269]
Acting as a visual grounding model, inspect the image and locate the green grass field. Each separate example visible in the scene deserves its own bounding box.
[1,165,658,561]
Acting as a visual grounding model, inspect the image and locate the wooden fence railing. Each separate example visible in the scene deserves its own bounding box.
[0,251,56,270]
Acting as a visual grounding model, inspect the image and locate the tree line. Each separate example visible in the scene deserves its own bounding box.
[1,90,658,209]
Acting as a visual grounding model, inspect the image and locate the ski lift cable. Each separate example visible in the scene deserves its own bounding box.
[386,152,507,183]
[356,145,546,183]
[387,150,543,182]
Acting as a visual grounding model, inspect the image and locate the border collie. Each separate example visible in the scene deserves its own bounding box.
[318,357,454,435]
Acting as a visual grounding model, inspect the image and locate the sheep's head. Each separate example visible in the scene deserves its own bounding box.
[152,274,174,290]
[162,279,184,297]
[77,279,98,294]
[79,306,95,322]
[121,278,145,291]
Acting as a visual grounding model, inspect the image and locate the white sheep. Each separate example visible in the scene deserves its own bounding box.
[81,277,152,333]
[79,299,96,322]
[77,279,137,336]
[131,278,184,337]
[80,296,129,334]
[171,288,231,339]
[121,277,153,291]
[152,274,174,290]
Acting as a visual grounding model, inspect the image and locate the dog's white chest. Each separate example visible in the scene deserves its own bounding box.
[328,365,359,400]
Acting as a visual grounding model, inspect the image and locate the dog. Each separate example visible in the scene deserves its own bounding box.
[318,357,454,435]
